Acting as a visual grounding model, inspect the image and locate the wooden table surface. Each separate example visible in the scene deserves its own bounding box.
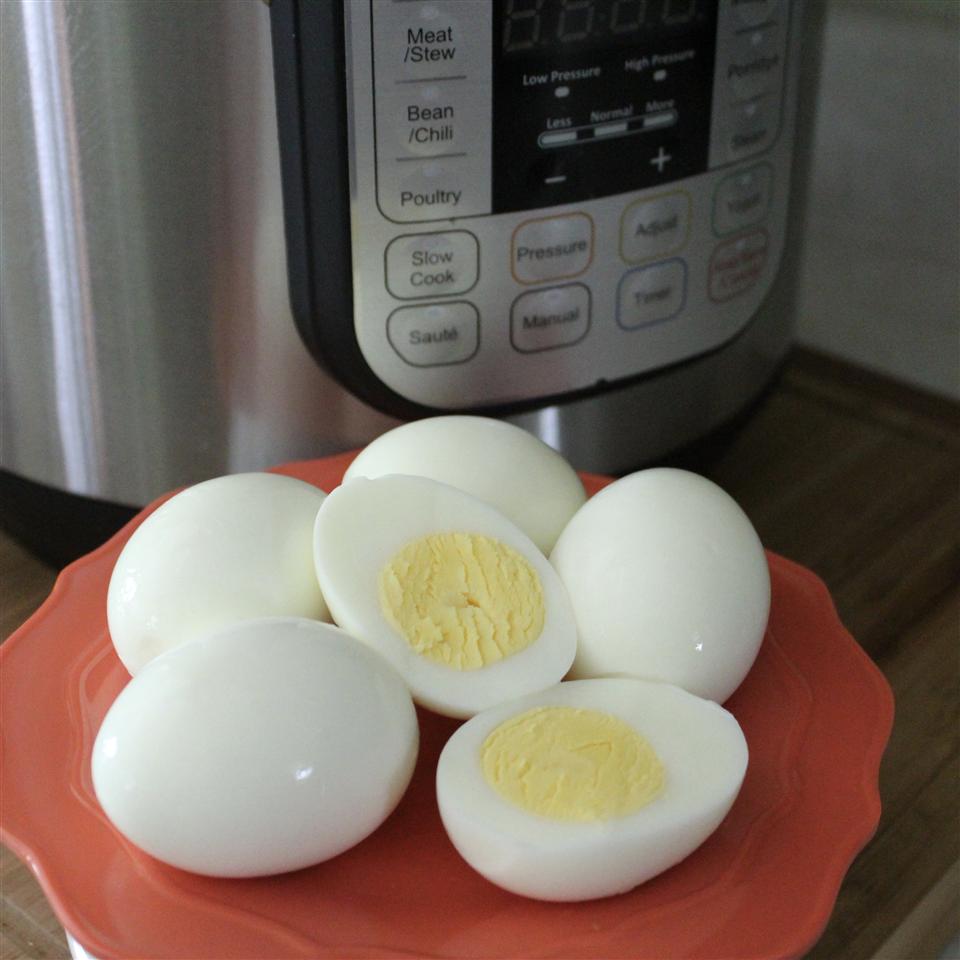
[2,347,958,960]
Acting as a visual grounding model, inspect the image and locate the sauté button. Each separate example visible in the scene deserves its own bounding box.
[385,231,478,299]
[387,301,479,366]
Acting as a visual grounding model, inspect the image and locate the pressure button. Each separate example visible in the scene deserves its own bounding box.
[386,231,478,299]
[511,213,594,284]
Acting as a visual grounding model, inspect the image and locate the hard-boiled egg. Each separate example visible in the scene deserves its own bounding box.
[436,677,748,901]
[313,474,577,718]
[107,472,329,675]
[343,416,586,554]
[550,468,770,703]
[92,617,418,877]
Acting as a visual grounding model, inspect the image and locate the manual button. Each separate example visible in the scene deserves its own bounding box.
[511,213,594,284]
[510,284,591,354]
[387,301,479,367]
[385,231,478,299]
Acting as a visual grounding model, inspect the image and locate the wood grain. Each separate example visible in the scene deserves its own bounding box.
[1,347,957,960]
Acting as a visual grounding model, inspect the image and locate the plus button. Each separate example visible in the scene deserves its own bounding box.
[650,146,672,173]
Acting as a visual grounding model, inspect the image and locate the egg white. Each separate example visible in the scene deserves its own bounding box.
[107,472,330,675]
[343,416,586,554]
[313,474,578,718]
[92,617,418,877]
[550,468,770,703]
[436,678,748,901]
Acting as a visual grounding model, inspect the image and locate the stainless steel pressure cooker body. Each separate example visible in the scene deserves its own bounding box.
[1,0,820,554]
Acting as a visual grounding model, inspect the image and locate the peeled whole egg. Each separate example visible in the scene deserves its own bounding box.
[91,617,418,878]
[107,472,329,675]
[342,416,586,554]
[436,677,748,901]
[313,474,578,718]
[550,468,770,703]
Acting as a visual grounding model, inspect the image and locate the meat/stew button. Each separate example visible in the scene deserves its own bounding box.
[511,213,594,284]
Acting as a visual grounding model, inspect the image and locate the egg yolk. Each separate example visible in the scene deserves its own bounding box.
[378,532,545,670]
[481,706,665,821]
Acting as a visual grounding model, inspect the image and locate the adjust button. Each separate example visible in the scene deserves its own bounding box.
[385,231,478,299]
[510,284,591,354]
[620,191,691,264]
[387,301,479,367]
[511,213,593,284]
[713,163,773,235]
[617,260,687,330]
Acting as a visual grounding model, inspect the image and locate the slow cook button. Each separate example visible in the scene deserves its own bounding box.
[387,301,479,366]
[511,213,594,284]
[620,191,691,264]
[709,229,769,302]
[617,259,687,330]
[385,231,478,299]
[510,284,591,354]
[713,163,773,235]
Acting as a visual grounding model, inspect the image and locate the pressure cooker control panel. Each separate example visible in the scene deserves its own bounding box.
[270,0,801,413]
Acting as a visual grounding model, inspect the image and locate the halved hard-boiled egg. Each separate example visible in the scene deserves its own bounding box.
[313,475,577,718]
[107,472,330,675]
[436,678,748,901]
[343,416,586,554]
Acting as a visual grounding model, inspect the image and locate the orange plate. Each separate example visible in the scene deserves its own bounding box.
[1,455,894,960]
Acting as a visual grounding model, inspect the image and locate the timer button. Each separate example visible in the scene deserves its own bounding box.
[617,260,687,330]
[511,213,594,284]
[620,191,691,265]
[387,301,480,367]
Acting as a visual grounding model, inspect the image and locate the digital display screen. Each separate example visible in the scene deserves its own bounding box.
[501,0,704,54]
